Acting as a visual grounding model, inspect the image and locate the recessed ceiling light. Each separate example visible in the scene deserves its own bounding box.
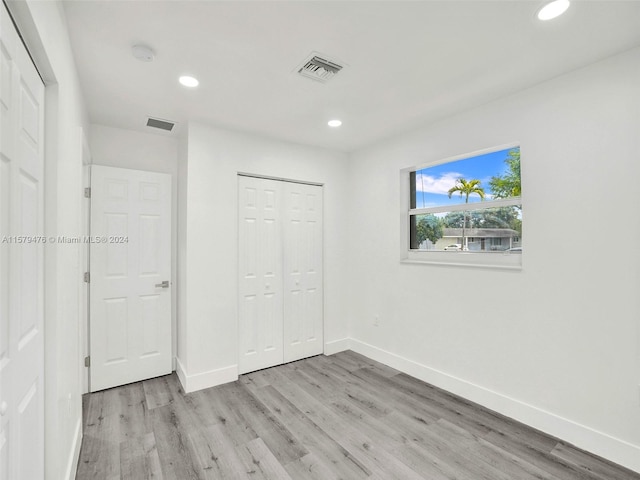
[179,75,199,88]
[328,119,342,127]
[537,0,570,21]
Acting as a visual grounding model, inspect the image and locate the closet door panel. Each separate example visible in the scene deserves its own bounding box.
[238,177,284,374]
[283,182,323,363]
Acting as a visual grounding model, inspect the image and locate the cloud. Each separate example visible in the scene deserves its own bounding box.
[415,172,463,195]
[416,172,494,200]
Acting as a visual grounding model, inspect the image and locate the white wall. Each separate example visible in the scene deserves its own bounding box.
[11,1,640,475]
[347,46,640,472]
[89,124,179,371]
[8,1,90,479]
[178,123,350,391]
[90,124,178,174]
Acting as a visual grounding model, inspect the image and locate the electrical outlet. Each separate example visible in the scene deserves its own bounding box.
[374,315,379,327]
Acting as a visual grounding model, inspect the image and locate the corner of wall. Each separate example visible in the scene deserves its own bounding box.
[176,357,238,394]
[324,338,352,356]
[176,129,189,370]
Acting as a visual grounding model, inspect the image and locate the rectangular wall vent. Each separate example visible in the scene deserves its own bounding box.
[297,53,344,83]
[146,117,175,131]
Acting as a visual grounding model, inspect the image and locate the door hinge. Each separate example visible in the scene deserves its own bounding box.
[84,356,90,367]
[84,187,91,198]
[83,272,90,283]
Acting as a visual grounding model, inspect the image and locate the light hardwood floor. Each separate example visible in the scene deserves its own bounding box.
[77,351,640,480]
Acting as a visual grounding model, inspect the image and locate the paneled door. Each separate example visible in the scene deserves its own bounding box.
[283,181,323,363]
[89,165,172,391]
[238,176,323,375]
[238,176,284,374]
[0,3,46,479]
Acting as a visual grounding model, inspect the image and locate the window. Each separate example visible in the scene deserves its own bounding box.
[402,145,522,268]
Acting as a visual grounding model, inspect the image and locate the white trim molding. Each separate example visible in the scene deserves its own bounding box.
[64,418,82,480]
[347,338,640,474]
[176,358,238,393]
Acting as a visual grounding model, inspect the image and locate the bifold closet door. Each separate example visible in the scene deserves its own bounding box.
[283,181,323,363]
[238,176,284,374]
[238,176,324,375]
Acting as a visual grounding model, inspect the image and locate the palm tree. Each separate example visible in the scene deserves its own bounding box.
[447,178,485,251]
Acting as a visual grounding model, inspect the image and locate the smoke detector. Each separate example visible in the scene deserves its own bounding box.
[146,117,175,132]
[132,44,155,62]
[296,52,344,83]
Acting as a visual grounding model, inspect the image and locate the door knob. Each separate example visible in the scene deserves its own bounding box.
[0,401,7,416]
[155,280,170,288]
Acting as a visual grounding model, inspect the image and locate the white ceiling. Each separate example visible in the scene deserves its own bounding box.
[63,1,640,152]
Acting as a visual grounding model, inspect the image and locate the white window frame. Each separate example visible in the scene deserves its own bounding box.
[400,143,522,269]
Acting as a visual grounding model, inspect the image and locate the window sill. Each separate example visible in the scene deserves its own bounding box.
[401,251,522,270]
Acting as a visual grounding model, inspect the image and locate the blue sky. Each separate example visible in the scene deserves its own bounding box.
[414,147,515,208]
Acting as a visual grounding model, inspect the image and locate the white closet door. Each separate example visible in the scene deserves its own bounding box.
[0,3,45,479]
[283,182,323,363]
[238,176,284,374]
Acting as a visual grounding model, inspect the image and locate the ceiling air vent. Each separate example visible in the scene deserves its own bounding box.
[146,117,175,132]
[297,53,344,83]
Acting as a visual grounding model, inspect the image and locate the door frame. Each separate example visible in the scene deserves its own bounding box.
[80,146,91,394]
[84,162,178,391]
[238,171,324,188]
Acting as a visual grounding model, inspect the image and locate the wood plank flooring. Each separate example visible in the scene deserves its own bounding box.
[76,351,640,480]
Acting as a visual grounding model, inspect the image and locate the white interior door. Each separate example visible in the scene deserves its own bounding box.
[238,176,284,374]
[283,182,323,362]
[89,165,172,392]
[0,3,45,479]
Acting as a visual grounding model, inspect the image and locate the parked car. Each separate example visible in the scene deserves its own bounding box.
[444,244,462,251]
[504,247,522,254]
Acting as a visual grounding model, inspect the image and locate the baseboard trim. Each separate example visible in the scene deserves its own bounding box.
[176,357,238,393]
[175,357,188,391]
[349,338,640,474]
[324,338,351,356]
[64,417,82,480]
